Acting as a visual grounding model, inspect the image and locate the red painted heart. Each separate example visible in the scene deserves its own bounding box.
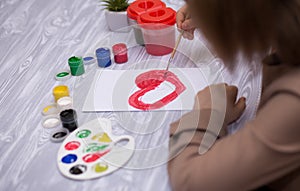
[128,70,186,110]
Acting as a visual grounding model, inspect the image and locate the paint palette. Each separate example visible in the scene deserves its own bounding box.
[57,118,135,180]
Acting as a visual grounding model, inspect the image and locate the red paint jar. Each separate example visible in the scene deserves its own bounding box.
[138,7,176,56]
[127,0,166,45]
[112,43,128,64]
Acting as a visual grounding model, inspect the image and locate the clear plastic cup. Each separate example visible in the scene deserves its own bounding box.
[138,7,176,56]
[141,25,175,56]
[127,0,166,45]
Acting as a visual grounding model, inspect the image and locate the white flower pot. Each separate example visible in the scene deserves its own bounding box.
[105,10,130,32]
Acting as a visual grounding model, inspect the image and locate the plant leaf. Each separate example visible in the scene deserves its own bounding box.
[100,0,129,12]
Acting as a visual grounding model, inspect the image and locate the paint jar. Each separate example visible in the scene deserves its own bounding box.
[96,48,112,68]
[60,109,78,132]
[112,43,128,64]
[53,85,69,102]
[57,96,73,111]
[68,56,85,76]
[127,0,166,45]
[138,7,176,56]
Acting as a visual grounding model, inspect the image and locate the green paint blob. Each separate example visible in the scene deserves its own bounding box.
[84,143,109,153]
[76,129,91,138]
[56,72,69,78]
[69,56,81,63]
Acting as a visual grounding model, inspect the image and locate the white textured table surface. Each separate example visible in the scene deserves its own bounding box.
[0,0,262,190]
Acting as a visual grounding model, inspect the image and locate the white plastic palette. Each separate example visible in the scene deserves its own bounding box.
[57,118,135,180]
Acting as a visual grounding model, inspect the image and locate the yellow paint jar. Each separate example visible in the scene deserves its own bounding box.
[53,85,69,102]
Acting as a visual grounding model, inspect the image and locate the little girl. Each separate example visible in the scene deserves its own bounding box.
[168,1,300,190]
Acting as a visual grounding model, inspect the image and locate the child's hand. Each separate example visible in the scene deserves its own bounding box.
[176,5,196,40]
[194,83,246,125]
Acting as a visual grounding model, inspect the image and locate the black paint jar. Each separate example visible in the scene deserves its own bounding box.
[60,109,78,132]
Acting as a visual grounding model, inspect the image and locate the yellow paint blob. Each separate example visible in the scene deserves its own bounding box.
[94,163,108,173]
[92,133,112,143]
[42,104,58,115]
[43,105,54,113]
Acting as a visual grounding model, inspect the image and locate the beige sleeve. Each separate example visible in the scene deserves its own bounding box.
[168,93,300,191]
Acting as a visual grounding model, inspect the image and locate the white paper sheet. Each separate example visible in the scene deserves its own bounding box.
[82,68,211,112]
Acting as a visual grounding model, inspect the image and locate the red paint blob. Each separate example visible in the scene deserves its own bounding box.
[82,150,110,163]
[144,44,173,56]
[65,141,80,151]
[128,70,186,110]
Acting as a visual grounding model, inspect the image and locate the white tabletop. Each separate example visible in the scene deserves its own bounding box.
[0,0,262,190]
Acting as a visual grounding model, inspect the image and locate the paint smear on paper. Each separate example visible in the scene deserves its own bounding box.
[128,70,186,110]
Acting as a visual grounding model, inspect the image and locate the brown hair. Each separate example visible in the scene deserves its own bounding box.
[188,0,300,65]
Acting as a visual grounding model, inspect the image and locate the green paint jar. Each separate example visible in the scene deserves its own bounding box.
[68,56,85,76]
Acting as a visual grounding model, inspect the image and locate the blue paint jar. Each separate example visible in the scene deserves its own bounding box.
[96,48,111,68]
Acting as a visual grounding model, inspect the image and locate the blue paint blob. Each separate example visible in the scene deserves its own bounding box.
[83,56,94,61]
[61,154,77,164]
[83,57,96,65]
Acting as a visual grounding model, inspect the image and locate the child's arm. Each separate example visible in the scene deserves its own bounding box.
[168,86,300,191]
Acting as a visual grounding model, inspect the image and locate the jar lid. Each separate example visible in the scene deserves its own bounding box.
[42,115,61,128]
[55,71,71,81]
[42,103,59,116]
[83,56,96,65]
[50,128,69,143]
[127,0,166,20]
[138,7,176,29]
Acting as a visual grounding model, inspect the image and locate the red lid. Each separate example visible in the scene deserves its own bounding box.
[127,0,166,20]
[137,7,176,29]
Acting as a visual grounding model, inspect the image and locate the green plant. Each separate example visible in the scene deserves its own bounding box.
[101,0,129,12]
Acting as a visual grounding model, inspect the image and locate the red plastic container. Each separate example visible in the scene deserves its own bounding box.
[127,0,166,21]
[138,7,176,56]
[127,0,166,45]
